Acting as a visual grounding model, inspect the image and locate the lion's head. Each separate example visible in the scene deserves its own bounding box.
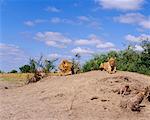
[108,57,116,67]
[59,60,73,72]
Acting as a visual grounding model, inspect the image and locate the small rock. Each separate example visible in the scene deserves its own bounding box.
[55,93,64,97]
[103,106,107,110]
[91,96,98,100]
[4,87,8,89]
[101,99,109,102]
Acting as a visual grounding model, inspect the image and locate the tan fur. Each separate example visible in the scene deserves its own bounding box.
[118,85,131,97]
[36,70,46,78]
[99,57,116,74]
[120,87,149,111]
[58,60,73,76]
[26,70,46,84]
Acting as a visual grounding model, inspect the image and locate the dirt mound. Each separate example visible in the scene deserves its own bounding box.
[0,71,150,120]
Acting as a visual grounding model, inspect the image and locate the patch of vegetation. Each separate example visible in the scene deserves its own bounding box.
[82,41,150,75]
[71,53,81,74]
[9,69,18,73]
[0,73,33,83]
[19,65,31,73]
[19,55,57,73]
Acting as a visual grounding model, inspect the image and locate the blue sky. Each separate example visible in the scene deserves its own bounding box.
[0,0,150,72]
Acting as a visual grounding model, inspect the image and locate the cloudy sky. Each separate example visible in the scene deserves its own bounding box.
[0,0,150,71]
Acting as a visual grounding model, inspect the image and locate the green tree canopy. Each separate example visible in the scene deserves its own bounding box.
[9,69,18,73]
[19,65,31,73]
[82,41,150,75]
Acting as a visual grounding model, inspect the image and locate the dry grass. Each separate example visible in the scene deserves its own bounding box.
[47,72,60,76]
[0,73,34,83]
[0,72,60,83]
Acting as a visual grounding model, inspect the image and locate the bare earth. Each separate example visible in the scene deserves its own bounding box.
[0,71,150,120]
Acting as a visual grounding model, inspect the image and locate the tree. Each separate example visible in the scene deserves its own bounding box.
[9,69,17,73]
[138,41,150,74]
[43,59,57,73]
[71,53,81,74]
[107,51,118,58]
[28,55,57,73]
[82,41,150,75]
[29,58,36,73]
[19,65,31,73]
[141,41,150,68]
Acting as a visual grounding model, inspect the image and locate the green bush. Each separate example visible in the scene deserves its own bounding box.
[19,65,31,73]
[9,69,18,73]
[82,54,107,72]
[0,70,4,73]
[19,55,57,73]
[71,54,81,74]
[82,41,150,75]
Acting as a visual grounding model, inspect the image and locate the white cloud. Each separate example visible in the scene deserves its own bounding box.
[75,34,115,49]
[50,17,75,24]
[45,6,60,12]
[71,47,94,55]
[96,42,115,49]
[75,34,101,46]
[24,21,35,26]
[88,21,101,29]
[134,45,144,51]
[0,43,28,71]
[47,53,72,61]
[108,48,120,51]
[24,19,47,27]
[34,31,72,48]
[139,19,150,29]
[48,53,61,60]
[96,0,144,10]
[50,17,61,23]
[114,13,150,29]
[0,43,24,57]
[75,38,100,46]
[114,13,144,23]
[77,16,90,22]
[77,16,101,29]
[125,34,150,42]
[49,16,101,29]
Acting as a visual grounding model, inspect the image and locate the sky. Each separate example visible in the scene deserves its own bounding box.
[0,0,150,72]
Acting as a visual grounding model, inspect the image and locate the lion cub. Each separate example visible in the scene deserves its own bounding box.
[100,57,116,74]
[118,85,131,97]
[120,87,149,111]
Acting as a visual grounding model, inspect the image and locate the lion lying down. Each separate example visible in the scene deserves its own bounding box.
[120,86,150,111]
[58,60,73,76]
[100,57,116,74]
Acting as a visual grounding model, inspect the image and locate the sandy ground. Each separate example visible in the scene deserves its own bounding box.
[0,71,150,120]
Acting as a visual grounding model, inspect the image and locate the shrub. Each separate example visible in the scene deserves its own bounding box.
[9,69,18,73]
[43,59,57,73]
[82,41,150,75]
[19,65,31,73]
[71,53,81,74]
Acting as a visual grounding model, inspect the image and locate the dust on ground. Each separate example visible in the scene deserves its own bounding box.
[0,71,150,120]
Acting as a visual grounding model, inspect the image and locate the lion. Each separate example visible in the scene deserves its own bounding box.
[99,57,116,74]
[58,60,73,76]
[26,70,46,84]
[120,87,149,111]
[118,84,131,97]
